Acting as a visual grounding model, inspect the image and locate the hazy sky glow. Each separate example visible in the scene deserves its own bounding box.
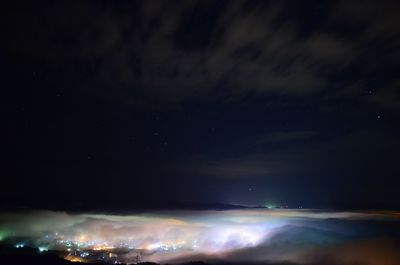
[1,209,400,264]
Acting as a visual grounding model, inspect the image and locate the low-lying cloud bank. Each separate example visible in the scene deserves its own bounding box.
[1,209,399,264]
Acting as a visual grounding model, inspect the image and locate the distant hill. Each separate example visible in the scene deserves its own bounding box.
[0,201,259,214]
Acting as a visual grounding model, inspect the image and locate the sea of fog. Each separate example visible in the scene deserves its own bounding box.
[1,209,400,264]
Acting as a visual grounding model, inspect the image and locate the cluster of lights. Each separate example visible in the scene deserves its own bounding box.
[64,255,85,263]
[11,231,264,263]
[3,209,400,264]
[56,238,115,250]
[146,240,187,251]
[92,245,115,251]
[51,234,199,254]
[7,225,271,264]
[6,209,342,263]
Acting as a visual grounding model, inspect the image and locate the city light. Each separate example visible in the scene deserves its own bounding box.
[1,210,399,264]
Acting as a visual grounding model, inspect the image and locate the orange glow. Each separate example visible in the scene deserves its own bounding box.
[92,245,114,251]
[76,235,87,242]
[64,255,86,263]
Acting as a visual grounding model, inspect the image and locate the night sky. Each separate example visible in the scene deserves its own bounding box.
[1,0,399,211]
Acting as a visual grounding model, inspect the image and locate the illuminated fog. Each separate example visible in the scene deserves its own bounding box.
[1,209,399,264]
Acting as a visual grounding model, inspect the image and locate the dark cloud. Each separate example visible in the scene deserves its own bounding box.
[176,128,400,206]
[258,130,317,144]
[1,0,399,210]
[4,0,398,107]
[370,81,400,110]
[187,155,279,178]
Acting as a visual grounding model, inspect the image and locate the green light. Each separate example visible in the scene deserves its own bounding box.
[38,246,48,253]
[265,203,276,209]
[0,229,10,241]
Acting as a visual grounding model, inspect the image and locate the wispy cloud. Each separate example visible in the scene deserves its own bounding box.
[258,130,317,144]
[6,1,399,108]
